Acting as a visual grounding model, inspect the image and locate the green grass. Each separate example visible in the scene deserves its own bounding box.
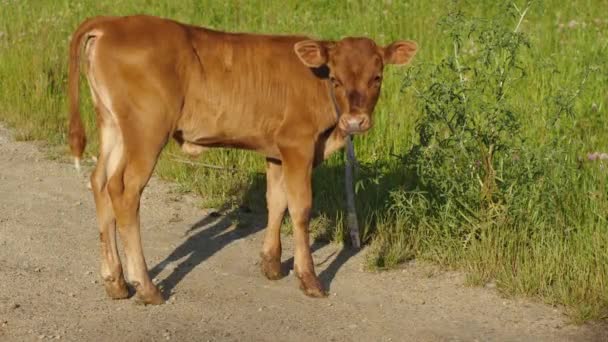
[1,0,608,322]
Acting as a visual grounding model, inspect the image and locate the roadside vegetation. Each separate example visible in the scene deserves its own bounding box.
[1,0,607,321]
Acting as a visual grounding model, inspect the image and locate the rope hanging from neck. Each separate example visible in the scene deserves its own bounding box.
[327,80,361,249]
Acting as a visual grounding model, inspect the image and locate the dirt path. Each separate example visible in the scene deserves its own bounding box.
[0,125,606,342]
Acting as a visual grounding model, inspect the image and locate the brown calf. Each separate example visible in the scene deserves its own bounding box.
[68,15,417,304]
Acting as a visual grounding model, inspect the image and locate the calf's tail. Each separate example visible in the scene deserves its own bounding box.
[67,17,107,170]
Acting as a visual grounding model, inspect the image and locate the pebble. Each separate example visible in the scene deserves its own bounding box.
[38,334,46,340]
[11,303,20,310]
[34,267,41,272]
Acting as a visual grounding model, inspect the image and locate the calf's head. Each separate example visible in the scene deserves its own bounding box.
[295,37,417,134]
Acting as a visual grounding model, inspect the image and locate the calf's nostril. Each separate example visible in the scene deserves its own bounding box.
[358,117,366,128]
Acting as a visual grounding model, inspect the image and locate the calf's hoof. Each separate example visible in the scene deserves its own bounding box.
[103,276,129,300]
[133,283,165,305]
[260,253,283,280]
[297,272,327,298]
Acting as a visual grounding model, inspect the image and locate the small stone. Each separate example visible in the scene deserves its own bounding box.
[168,213,182,223]
[11,303,20,310]
[69,293,76,298]
[162,329,171,340]
[34,267,41,272]
[38,334,46,340]
[54,335,61,340]
[258,307,263,312]
[91,280,98,284]
[327,303,333,307]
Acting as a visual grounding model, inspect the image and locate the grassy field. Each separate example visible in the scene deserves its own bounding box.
[1,0,608,322]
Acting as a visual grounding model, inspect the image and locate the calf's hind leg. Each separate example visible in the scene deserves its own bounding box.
[107,123,168,305]
[90,114,129,299]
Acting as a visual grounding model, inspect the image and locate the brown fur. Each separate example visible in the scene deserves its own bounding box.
[67,14,417,304]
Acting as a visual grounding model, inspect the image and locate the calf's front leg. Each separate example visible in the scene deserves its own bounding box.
[260,158,287,280]
[280,146,326,297]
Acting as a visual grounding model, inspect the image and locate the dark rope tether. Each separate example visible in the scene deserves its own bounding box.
[327,80,361,249]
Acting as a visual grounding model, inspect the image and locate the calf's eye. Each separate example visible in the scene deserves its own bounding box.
[370,75,382,87]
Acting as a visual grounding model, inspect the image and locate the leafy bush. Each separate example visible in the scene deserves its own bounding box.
[368,3,608,321]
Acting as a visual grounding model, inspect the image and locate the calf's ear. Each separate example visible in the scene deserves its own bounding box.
[294,40,329,67]
[383,40,418,65]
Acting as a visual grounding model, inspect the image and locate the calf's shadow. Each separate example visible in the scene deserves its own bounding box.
[149,158,402,298]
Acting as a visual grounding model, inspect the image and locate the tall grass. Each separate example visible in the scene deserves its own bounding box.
[1,0,607,321]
